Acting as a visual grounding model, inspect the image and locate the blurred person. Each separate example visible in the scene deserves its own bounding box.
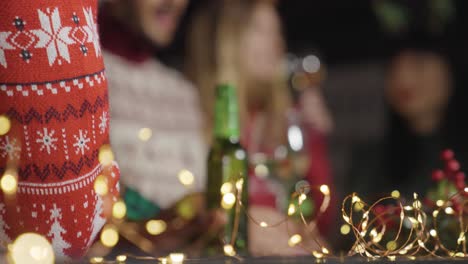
[97,0,220,257]
[187,0,333,254]
[347,39,467,199]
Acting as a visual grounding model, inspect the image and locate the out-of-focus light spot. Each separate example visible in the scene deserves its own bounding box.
[1,171,17,195]
[433,210,439,218]
[138,128,152,142]
[235,149,246,160]
[391,190,400,199]
[220,182,233,195]
[386,240,397,251]
[100,225,119,247]
[94,175,108,196]
[146,220,167,235]
[436,200,444,207]
[260,221,268,227]
[116,255,127,262]
[288,125,303,152]
[0,115,11,136]
[288,204,296,216]
[112,200,127,219]
[352,195,361,204]
[90,257,104,263]
[11,233,54,264]
[254,164,269,178]
[340,224,351,235]
[178,169,194,186]
[354,201,364,212]
[159,257,168,264]
[221,193,236,209]
[288,234,302,247]
[177,199,196,220]
[169,253,185,264]
[430,229,437,237]
[464,187,468,193]
[322,247,329,254]
[457,232,466,245]
[445,207,455,215]
[298,193,307,204]
[98,145,114,166]
[235,179,244,191]
[403,206,413,211]
[302,55,320,73]
[223,244,236,256]
[312,251,324,259]
[319,185,330,196]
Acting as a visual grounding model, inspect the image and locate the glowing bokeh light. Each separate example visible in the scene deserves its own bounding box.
[1,171,17,195]
[169,253,185,264]
[116,255,127,262]
[319,185,330,195]
[138,128,152,142]
[254,164,269,178]
[386,240,397,251]
[288,234,302,247]
[94,175,108,196]
[391,190,400,199]
[10,233,54,264]
[221,193,236,209]
[178,169,194,186]
[100,225,119,247]
[340,224,351,235]
[288,125,303,151]
[220,182,233,195]
[98,145,114,166]
[146,220,167,235]
[0,115,11,136]
[288,204,296,216]
[302,55,321,73]
[223,244,236,256]
[90,257,104,263]
[112,200,127,219]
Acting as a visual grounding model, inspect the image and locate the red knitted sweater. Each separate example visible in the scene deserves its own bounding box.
[0,0,119,259]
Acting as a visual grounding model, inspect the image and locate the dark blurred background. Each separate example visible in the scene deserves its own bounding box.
[159,0,468,198]
[162,0,468,66]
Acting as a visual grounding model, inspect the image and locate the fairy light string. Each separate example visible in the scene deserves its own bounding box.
[89,174,468,263]
[1,114,467,264]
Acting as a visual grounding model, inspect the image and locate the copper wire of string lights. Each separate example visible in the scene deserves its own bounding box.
[88,178,468,263]
[1,112,466,264]
[342,188,468,260]
[88,182,332,263]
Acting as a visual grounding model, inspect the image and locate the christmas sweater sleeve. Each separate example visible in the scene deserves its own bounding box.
[0,0,120,260]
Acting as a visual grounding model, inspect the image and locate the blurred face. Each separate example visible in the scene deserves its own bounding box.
[131,0,188,47]
[386,51,451,120]
[240,2,283,82]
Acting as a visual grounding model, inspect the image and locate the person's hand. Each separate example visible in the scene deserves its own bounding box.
[118,193,227,257]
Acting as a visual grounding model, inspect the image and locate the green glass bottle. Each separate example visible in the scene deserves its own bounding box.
[206,84,248,256]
